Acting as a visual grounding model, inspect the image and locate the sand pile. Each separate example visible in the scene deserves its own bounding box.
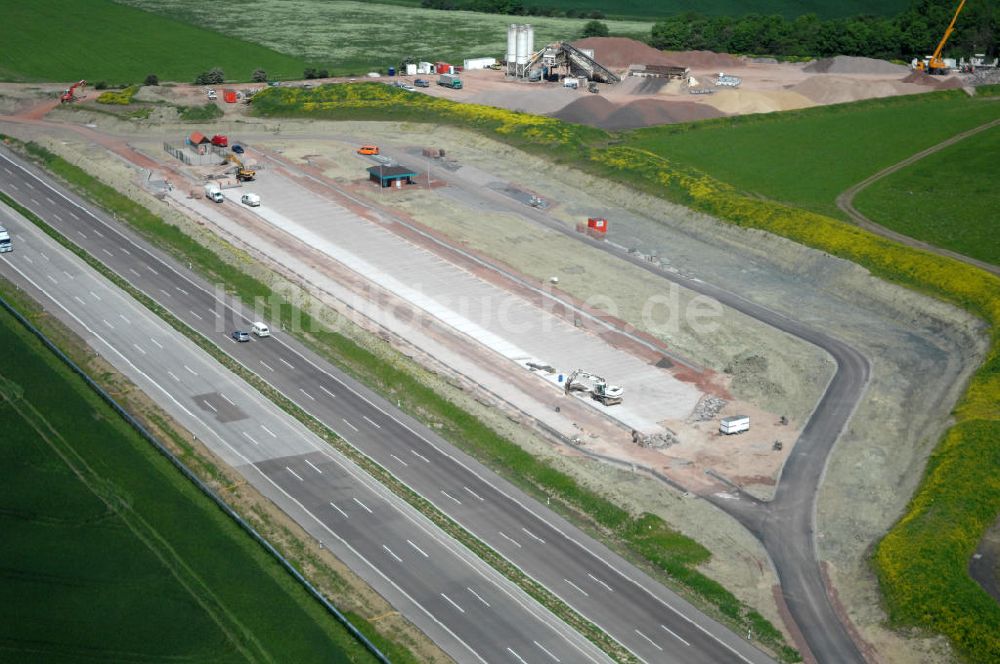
[614,76,672,96]
[467,87,577,115]
[900,71,966,89]
[701,89,814,115]
[571,37,676,68]
[803,56,909,75]
[552,95,616,125]
[552,96,723,130]
[791,76,918,104]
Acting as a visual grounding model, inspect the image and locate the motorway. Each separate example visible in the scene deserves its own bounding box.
[0,193,608,664]
[0,150,776,663]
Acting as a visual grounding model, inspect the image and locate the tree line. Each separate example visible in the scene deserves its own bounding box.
[650,1,997,60]
[419,0,605,19]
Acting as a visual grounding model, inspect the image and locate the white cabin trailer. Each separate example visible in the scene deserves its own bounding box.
[719,415,750,435]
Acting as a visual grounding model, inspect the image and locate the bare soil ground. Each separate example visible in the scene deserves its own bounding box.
[1,91,988,662]
[380,40,966,129]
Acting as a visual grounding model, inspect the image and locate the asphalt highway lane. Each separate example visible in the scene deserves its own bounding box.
[0,203,610,664]
[0,148,775,664]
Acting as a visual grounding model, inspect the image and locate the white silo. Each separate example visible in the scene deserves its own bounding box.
[506,24,518,65]
[516,25,528,65]
[525,24,534,59]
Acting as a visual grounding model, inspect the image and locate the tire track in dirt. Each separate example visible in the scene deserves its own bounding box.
[835,117,1000,277]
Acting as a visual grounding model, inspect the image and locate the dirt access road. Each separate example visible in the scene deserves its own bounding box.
[836,117,1000,277]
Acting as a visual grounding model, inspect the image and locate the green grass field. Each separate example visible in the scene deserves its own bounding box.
[853,124,1000,266]
[118,0,651,74]
[371,0,907,20]
[623,92,1000,219]
[0,0,311,83]
[0,300,376,663]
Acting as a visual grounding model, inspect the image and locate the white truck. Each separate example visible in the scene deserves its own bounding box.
[241,193,260,207]
[719,415,750,435]
[0,226,11,253]
[204,183,224,203]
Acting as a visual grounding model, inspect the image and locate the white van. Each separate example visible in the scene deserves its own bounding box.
[204,183,224,203]
[251,321,270,337]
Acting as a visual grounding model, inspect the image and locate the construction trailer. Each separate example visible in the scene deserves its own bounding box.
[720,415,750,435]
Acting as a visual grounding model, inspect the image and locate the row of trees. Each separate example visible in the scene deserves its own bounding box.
[193,68,269,85]
[650,1,997,60]
[419,0,605,19]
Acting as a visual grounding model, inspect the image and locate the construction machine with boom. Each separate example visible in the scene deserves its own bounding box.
[916,0,965,75]
[60,80,87,104]
[564,369,624,406]
[224,153,256,181]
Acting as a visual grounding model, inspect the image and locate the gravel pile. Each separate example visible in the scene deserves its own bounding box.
[552,96,723,130]
[571,37,676,69]
[691,395,727,422]
[803,55,909,75]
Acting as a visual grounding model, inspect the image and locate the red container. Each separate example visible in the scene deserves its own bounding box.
[223,89,237,103]
[435,62,450,74]
[587,217,608,233]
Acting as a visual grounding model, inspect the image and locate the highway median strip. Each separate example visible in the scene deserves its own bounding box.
[3,136,798,661]
[0,187,636,662]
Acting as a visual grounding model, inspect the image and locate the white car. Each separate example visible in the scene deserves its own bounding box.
[241,193,260,207]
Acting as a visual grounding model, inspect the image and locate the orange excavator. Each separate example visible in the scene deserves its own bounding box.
[60,80,87,103]
[916,0,965,75]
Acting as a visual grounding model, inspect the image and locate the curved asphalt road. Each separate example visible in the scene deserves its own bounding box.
[0,147,776,664]
[426,156,874,663]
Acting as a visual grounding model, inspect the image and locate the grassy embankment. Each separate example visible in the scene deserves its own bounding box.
[853,123,1000,266]
[0,0,313,83]
[250,82,1000,662]
[0,290,380,662]
[4,119,796,661]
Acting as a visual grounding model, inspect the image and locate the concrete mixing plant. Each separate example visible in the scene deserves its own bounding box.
[507,24,536,78]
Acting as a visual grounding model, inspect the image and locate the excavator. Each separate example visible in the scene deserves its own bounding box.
[60,80,87,104]
[564,369,624,406]
[224,153,256,181]
[916,0,965,75]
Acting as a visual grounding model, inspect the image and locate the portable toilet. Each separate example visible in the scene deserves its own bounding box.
[388,66,396,77]
[223,89,237,103]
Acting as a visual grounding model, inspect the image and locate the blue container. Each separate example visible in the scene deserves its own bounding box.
[388,66,396,77]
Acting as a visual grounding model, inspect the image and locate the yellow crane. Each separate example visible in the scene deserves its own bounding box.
[917,0,966,74]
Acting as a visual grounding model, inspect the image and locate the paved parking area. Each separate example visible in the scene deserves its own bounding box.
[225,173,702,433]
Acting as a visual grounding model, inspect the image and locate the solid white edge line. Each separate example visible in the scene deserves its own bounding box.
[0,150,648,664]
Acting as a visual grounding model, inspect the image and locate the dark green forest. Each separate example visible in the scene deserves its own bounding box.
[415,0,995,60]
[653,1,996,60]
